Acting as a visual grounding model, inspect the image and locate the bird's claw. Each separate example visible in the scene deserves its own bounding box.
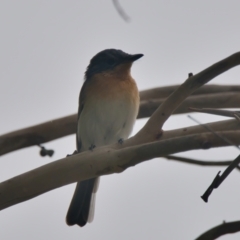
[118,138,124,144]
[89,144,96,151]
[66,150,78,157]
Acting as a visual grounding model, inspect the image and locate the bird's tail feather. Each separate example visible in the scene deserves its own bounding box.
[66,177,99,227]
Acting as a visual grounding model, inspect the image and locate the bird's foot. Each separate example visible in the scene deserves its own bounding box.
[66,150,78,157]
[118,138,124,145]
[89,144,96,151]
[156,129,163,140]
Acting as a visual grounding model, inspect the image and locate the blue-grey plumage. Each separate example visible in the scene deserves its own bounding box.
[66,49,143,227]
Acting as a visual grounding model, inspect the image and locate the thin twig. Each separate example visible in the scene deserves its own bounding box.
[165,155,240,171]
[234,113,240,122]
[139,92,240,118]
[201,154,240,202]
[140,84,240,100]
[187,115,240,150]
[112,0,130,22]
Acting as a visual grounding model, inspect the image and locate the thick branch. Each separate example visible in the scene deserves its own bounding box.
[163,119,240,140]
[190,107,240,119]
[140,84,240,100]
[134,52,240,143]
[0,130,240,210]
[195,220,240,240]
[1,52,240,211]
[1,91,240,156]
[139,92,240,118]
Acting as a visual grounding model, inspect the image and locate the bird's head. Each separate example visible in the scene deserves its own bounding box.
[85,49,143,80]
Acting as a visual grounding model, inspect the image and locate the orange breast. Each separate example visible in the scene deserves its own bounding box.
[85,64,139,106]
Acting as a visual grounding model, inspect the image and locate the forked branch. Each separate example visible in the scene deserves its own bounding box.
[0,52,240,212]
[1,88,240,156]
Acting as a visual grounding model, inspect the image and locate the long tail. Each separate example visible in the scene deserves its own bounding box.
[66,178,99,227]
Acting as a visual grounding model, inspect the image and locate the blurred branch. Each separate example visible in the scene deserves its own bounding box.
[139,91,240,118]
[164,155,240,171]
[190,107,240,119]
[0,114,77,156]
[140,84,240,100]
[195,220,240,240]
[1,89,240,156]
[163,119,240,140]
[112,0,130,22]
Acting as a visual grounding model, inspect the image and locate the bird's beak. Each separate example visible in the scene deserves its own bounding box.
[128,54,144,62]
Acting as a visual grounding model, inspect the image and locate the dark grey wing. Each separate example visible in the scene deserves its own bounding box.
[76,80,87,151]
[66,80,97,227]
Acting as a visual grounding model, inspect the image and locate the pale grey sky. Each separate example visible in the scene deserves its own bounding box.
[1,1,240,239]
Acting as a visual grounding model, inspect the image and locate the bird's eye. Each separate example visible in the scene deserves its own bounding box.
[106,58,116,66]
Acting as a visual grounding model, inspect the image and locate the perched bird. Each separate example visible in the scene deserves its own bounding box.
[66,49,143,227]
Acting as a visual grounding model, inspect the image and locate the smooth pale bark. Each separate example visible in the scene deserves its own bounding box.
[1,52,240,214]
[0,130,240,211]
[1,91,240,156]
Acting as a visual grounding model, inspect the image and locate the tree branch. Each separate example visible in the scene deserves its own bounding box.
[0,130,240,210]
[112,0,130,22]
[190,107,240,119]
[133,52,240,144]
[0,114,77,156]
[1,52,240,211]
[195,220,240,240]
[201,154,240,202]
[140,84,240,100]
[139,92,240,118]
[1,90,240,156]
[164,155,240,170]
[163,119,240,140]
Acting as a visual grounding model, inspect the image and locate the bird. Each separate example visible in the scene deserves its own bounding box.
[66,49,143,227]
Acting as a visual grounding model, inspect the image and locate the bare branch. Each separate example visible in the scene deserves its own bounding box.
[112,0,130,22]
[190,107,240,119]
[234,113,240,122]
[195,220,240,240]
[0,130,240,210]
[187,115,240,150]
[164,155,240,170]
[1,90,240,156]
[134,52,240,144]
[163,119,240,140]
[140,84,240,100]
[0,114,77,156]
[201,154,240,202]
[1,52,240,211]
[139,92,240,118]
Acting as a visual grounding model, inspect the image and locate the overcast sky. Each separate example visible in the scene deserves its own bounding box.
[1,1,240,239]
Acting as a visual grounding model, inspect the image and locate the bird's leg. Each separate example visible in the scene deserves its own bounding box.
[156,129,163,140]
[66,150,78,157]
[118,138,124,145]
[89,144,96,151]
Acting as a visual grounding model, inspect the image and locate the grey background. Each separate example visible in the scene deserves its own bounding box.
[0,0,240,239]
